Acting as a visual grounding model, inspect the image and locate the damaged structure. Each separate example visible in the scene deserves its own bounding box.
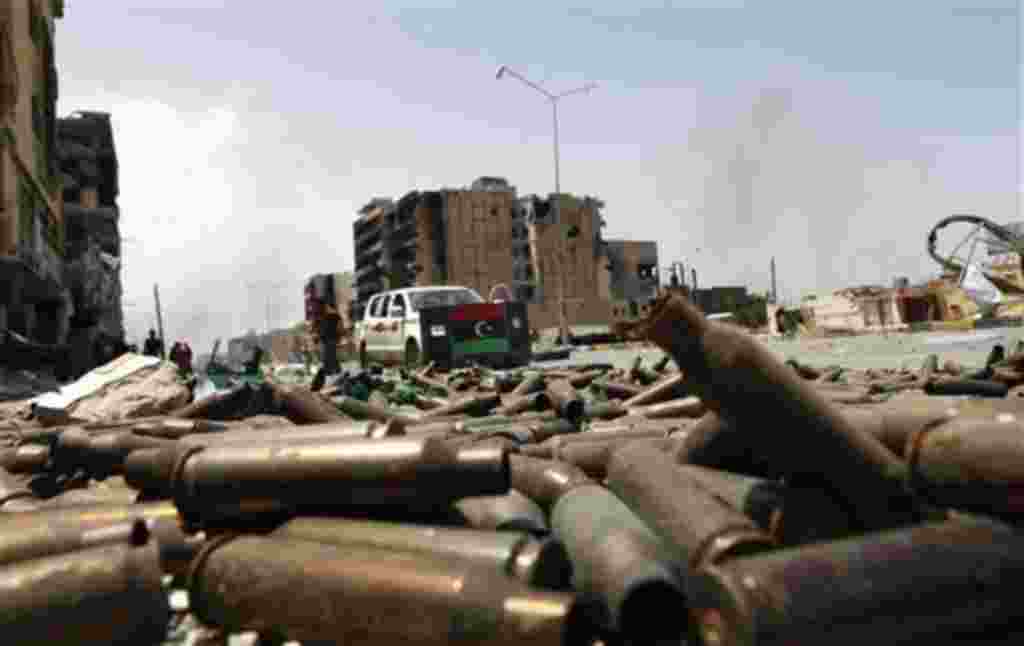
[353,177,660,330]
[0,0,65,347]
[58,111,124,375]
[0,2,124,378]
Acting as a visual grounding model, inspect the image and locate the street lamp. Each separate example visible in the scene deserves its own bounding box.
[496,65,598,344]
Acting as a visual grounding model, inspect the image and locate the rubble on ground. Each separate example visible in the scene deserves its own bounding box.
[2,296,1024,644]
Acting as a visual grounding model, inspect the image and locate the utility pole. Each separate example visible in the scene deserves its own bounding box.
[770,257,778,304]
[496,66,597,345]
[152,283,166,359]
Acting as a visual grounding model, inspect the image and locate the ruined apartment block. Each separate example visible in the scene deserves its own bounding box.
[58,110,124,374]
[0,0,65,343]
[353,176,659,329]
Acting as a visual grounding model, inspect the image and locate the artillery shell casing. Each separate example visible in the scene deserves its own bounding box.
[924,377,1010,398]
[0,445,50,473]
[555,437,676,480]
[639,295,917,531]
[546,379,584,424]
[690,517,1024,646]
[595,380,644,400]
[582,400,628,421]
[188,536,597,646]
[167,436,509,522]
[273,516,572,589]
[333,396,419,427]
[422,393,501,419]
[622,373,688,408]
[907,417,1024,516]
[627,395,706,419]
[497,392,550,416]
[608,442,775,568]
[455,489,548,534]
[511,373,546,396]
[0,467,35,508]
[678,464,855,546]
[0,541,170,646]
[509,455,593,509]
[550,484,688,642]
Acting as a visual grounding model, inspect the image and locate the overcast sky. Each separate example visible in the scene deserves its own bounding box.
[55,1,1020,351]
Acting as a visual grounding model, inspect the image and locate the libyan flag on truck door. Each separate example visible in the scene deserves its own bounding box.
[448,303,512,358]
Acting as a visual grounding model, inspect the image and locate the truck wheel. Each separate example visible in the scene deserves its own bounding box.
[404,339,421,369]
[359,342,368,370]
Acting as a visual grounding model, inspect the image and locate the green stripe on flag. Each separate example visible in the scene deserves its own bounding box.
[453,338,510,357]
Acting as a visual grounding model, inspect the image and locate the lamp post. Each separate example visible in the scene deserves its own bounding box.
[496,66,597,345]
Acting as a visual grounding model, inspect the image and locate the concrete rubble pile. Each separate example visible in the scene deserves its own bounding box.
[1,294,1024,644]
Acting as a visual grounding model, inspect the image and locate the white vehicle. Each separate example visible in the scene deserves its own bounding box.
[357,286,485,367]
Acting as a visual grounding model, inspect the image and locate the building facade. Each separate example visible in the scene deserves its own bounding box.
[353,177,659,330]
[0,0,65,343]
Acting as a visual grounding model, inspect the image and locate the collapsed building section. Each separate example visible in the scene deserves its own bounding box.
[352,177,659,330]
[57,110,124,375]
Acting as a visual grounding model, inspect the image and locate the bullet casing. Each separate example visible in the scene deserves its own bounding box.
[0,541,170,646]
[188,536,596,646]
[509,455,593,508]
[622,373,688,408]
[455,489,548,534]
[690,517,1024,646]
[273,517,572,589]
[550,484,688,642]
[545,379,584,424]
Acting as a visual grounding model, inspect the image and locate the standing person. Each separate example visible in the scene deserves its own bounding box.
[180,342,193,375]
[169,342,182,369]
[143,329,163,358]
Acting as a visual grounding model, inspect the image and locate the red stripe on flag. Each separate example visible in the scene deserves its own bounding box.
[449,303,505,322]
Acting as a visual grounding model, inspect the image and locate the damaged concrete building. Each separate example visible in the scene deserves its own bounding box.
[353,177,659,330]
[0,2,124,377]
[58,110,124,375]
[0,0,66,348]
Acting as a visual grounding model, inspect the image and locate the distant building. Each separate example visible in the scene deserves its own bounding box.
[353,177,659,329]
[0,1,65,343]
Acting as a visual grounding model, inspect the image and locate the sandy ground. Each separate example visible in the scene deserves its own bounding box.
[535,327,1024,373]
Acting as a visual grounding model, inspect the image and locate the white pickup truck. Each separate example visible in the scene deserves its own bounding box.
[356,286,485,367]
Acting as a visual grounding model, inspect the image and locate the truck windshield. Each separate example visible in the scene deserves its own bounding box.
[408,289,483,311]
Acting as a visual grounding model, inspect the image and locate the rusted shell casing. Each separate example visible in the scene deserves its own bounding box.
[582,400,628,421]
[273,516,572,589]
[511,373,546,396]
[0,501,197,574]
[594,380,644,400]
[842,402,957,458]
[674,413,788,478]
[545,379,584,424]
[333,395,419,427]
[924,377,1010,398]
[497,392,550,416]
[180,418,402,448]
[271,384,348,424]
[607,442,775,568]
[131,418,232,439]
[55,429,176,477]
[521,427,672,460]
[0,541,171,646]
[509,455,593,509]
[627,396,706,420]
[422,393,501,419]
[152,436,509,522]
[0,467,36,508]
[0,445,50,473]
[550,484,688,642]
[555,437,675,479]
[470,419,576,446]
[455,489,548,534]
[409,371,451,396]
[690,517,1024,646]
[635,295,918,531]
[622,373,688,408]
[567,370,604,389]
[678,464,855,546]
[906,417,1024,516]
[188,536,597,646]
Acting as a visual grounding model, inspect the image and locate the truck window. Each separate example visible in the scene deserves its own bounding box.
[390,294,406,316]
[378,295,391,317]
[409,289,483,311]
